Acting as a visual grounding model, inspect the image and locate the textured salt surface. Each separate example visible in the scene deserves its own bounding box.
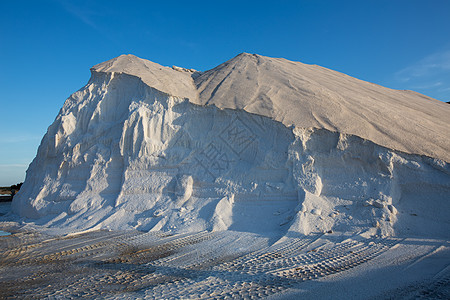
[0,226,448,299]
[10,54,450,239]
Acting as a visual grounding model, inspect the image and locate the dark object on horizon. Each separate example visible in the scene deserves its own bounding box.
[0,182,23,202]
[10,182,23,191]
[10,182,23,198]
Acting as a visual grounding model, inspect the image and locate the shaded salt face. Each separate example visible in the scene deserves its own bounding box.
[110,97,300,235]
[12,72,300,235]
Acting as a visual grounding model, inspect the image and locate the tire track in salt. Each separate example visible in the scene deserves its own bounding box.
[0,230,401,299]
[143,237,399,299]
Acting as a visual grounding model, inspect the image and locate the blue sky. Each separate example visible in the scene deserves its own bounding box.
[1,0,450,186]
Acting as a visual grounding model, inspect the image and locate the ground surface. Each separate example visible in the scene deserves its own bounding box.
[0,197,12,203]
[0,216,449,299]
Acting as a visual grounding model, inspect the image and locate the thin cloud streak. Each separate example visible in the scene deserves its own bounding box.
[410,81,443,90]
[395,50,450,83]
[393,49,450,101]
[55,0,101,32]
[53,0,124,48]
[0,164,29,168]
[0,135,42,144]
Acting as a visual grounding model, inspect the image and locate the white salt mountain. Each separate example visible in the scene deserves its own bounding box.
[12,53,450,238]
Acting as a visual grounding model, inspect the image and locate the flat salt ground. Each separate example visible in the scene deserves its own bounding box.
[269,238,450,300]
[0,223,448,299]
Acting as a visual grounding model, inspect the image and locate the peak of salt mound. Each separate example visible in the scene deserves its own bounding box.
[94,53,449,162]
[92,54,198,101]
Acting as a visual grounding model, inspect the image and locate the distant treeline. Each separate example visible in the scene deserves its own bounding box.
[0,182,23,195]
[11,182,23,190]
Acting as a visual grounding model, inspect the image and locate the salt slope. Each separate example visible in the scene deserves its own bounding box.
[93,53,450,162]
[12,54,450,237]
[196,53,450,162]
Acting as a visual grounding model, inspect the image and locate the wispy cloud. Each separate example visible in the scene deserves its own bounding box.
[409,81,443,90]
[395,50,450,83]
[0,164,29,168]
[54,0,123,47]
[55,0,101,31]
[0,135,41,144]
[394,50,450,101]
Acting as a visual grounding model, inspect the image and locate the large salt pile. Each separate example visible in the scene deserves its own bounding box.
[12,54,450,237]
